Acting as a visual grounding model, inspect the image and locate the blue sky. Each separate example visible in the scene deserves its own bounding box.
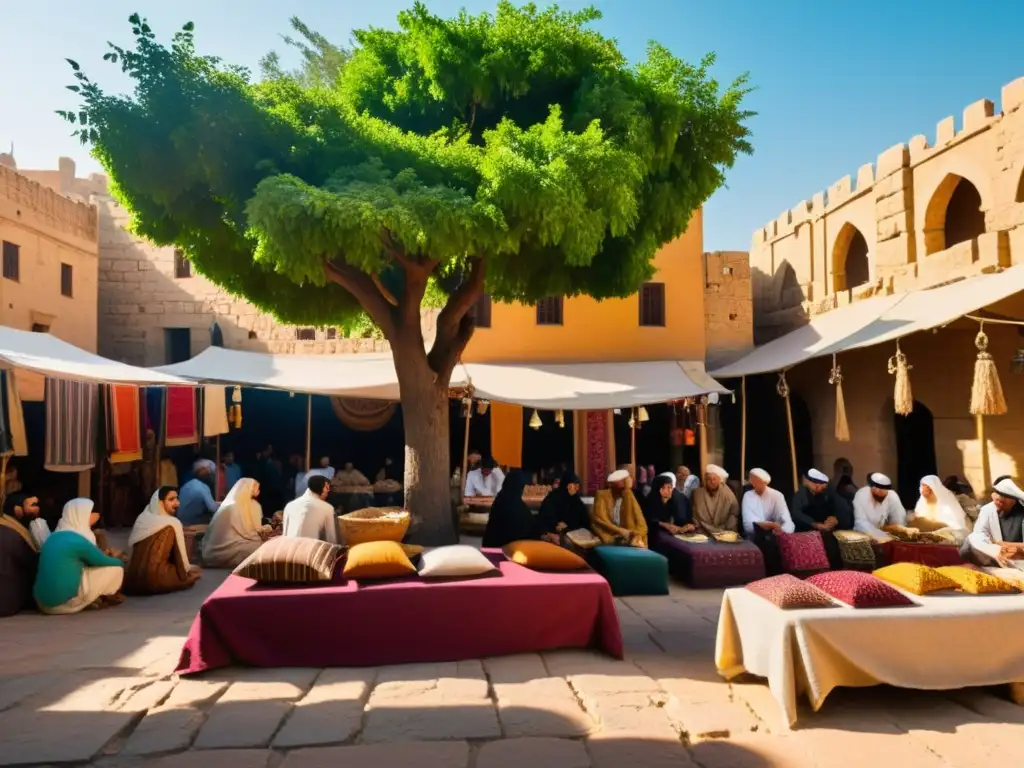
[1,1,1021,250]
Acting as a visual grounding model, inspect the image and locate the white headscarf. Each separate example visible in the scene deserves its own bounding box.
[128,489,190,569]
[201,477,264,567]
[211,478,262,536]
[659,472,677,489]
[915,475,967,530]
[55,498,97,545]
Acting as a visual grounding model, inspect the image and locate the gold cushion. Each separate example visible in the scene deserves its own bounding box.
[234,537,344,583]
[936,566,1019,594]
[503,539,587,570]
[872,562,959,595]
[343,541,417,580]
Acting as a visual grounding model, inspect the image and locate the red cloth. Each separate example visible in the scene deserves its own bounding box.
[175,551,623,674]
[879,541,963,568]
[109,385,143,463]
[165,386,198,447]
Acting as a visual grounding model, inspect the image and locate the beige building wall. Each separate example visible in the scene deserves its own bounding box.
[703,250,753,369]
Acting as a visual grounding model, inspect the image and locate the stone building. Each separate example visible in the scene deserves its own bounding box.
[741,75,1024,497]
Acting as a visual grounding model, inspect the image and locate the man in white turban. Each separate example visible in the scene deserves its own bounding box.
[591,469,647,547]
[966,477,1024,566]
[741,468,794,575]
[791,468,854,568]
[852,472,907,542]
[691,464,739,535]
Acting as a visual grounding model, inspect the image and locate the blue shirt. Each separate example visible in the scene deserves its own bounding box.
[224,463,242,491]
[178,478,218,525]
[33,531,123,609]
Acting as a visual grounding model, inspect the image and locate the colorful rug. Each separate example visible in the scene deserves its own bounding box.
[165,386,198,447]
[109,384,143,463]
[581,410,615,495]
[44,378,99,472]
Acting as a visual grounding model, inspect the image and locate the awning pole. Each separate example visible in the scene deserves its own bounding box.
[740,376,747,480]
[460,400,472,502]
[215,435,221,500]
[784,392,797,492]
[976,414,991,492]
[630,409,637,479]
[305,394,313,471]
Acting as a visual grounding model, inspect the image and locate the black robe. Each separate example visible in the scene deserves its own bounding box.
[642,488,691,530]
[482,472,539,548]
[0,519,38,617]
[790,487,854,570]
[538,472,589,534]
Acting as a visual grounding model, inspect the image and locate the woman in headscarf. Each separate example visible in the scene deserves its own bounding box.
[944,475,981,529]
[124,486,202,595]
[483,470,554,548]
[538,471,590,538]
[34,499,125,615]
[909,475,968,534]
[643,475,694,536]
[200,478,267,568]
[0,493,42,616]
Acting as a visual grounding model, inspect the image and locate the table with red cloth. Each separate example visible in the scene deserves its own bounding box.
[175,550,622,675]
[874,540,963,568]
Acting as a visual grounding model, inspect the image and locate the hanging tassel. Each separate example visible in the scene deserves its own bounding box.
[829,354,850,442]
[232,386,242,404]
[555,409,565,428]
[529,410,542,430]
[637,406,650,423]
[887,340,914,416]
[970,324,1008,415]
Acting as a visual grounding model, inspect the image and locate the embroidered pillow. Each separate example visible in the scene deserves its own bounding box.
[836,538,877,571]
[936,566,1019,594]
[807,570,915,608]
[504,540,588,570]
[982,567,1024,590]
[745,574,836,609]
[776,531,830,573]
[872,563,958,595]
[343,541,417,580]
[234,537,344,583]
[418,545,498,578]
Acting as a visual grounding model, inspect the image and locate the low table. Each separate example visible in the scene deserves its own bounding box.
[653,529,765,588]
[875,539,963,568]
[176,550,622,674]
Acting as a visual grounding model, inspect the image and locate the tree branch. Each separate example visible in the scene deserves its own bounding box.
[323,258,396,339]
[381,228,439,275]
[428,312,475,381]
[371,273,399,307]
[434,257,486,342]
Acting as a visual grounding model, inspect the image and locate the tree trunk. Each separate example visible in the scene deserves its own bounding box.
[392,337,458,546]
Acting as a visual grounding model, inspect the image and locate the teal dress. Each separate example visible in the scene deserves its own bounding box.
[33,531,124,609]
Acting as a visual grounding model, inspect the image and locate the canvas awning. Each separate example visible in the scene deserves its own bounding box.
[0,326,192,386]
[710,266,1024,378]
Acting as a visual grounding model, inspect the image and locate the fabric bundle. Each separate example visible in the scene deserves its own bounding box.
[203,385,230,437]
[45,378,99,472]
[109,384,143,463]
[165,386,198,447]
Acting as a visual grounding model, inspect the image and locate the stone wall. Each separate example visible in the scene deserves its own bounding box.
[702,250,753,369]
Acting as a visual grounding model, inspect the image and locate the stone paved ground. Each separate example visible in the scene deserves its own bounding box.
[2,535,1024,766]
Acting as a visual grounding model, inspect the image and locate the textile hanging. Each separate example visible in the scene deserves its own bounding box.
[203,385,230,437]
[108,384,143,464]
[330,397,397,432]
[581,410,616,496]
[2,370,27,456]
[0,372,12,455]
[165,386,198,447]
[44,377,98,472]
[490,402,523,468]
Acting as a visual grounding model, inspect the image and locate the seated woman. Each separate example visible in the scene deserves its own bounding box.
[643,474,694,538]
[483,470,559,548]
[0,493,42,617]
[200,478,267,568]
[945,475,980,530]
[908,475,968,536]
[538,471,590,539]
[591,469,648,547]
[124,487,202,595]
[34,499,125,615]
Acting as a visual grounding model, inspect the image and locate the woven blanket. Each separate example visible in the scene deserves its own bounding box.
[109,384,143,463]
[165,386,198,447]
[45,378,98,472]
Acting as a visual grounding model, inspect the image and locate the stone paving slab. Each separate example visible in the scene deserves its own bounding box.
[477,737,591,768]
[279,741,471,768]
[485,654,593,737]
[122,705,208,756]
[586,734,695,768]
[273,668,376,748]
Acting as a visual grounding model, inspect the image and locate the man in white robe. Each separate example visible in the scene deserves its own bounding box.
[852,472,906,541]
[282,475,337,544]
[966,477,1024,566]
[464,456,505,498]
[741,468,794,537]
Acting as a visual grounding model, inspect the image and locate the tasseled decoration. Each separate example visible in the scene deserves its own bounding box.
[555,409,565,428]
[830,354,850,442]
[228,404,243,429]
[232,386,242,404]
[887,340,913,416]
[970,325,1008,415]
[529,410,542,430]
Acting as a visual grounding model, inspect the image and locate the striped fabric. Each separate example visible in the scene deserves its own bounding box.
[44,378,99,472]
[234,537,345,583]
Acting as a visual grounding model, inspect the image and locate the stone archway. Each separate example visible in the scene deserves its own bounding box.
[924,174,986,254]
[831,222,870,292]
[1016,167,1024,203]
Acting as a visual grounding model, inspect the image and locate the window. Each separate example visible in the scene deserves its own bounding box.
[2,241,19,281]
[164,328,191,364]
[639,282,666,327]
[536,296,563,326]
[60,263,73,297]
[471,294,492,328]
[326,328,338,340]
[31,323,49,333]
[296,327,316,341]
[173,248,192,279]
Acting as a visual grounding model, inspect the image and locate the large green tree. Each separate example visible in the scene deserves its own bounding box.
[66,3,752,543]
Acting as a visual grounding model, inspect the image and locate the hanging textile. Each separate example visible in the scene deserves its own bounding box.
[330,397,397,431]
[2,370,27,456]
[489,402,523,468]
[44,377,98,472]
[165,386,198,447]
[0,372,13,456]
[203,385,230,437]
[581,410,616,496]
[108,384,143,464]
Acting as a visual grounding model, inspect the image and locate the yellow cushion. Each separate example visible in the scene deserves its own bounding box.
[872,562,959,595]
[343,541,416,580]
[937,566,1019,594]
[503,539,588,570]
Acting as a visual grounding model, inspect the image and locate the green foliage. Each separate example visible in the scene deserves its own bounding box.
[65,2,753,337]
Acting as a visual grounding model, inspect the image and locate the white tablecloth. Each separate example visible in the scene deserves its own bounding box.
[715,586,1024,727]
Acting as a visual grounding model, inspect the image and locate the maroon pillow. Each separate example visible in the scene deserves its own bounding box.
[776,531,830,573]
[807,570,915,608]
[745,574,836,609]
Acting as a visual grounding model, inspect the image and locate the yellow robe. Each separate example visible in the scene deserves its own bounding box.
[591,489,648,548]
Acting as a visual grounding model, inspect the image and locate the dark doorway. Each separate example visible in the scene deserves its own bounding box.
[893,401,937,505]
[843,229,870,289]
[164,328,192,364]
[944,179,985,249]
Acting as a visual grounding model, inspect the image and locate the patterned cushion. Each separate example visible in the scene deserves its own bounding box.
[872,563,959,595]
[807,570,915,608]
[936,565,1019,594]
[591,545,669,596]
[776,531,830,573]
[234,537,344,583]
[504,540,588,570]
[745,574,836,609]
[418,545,497,578]
[343,541,417,580]
[836,538,877,571]
[982,567,1024,590]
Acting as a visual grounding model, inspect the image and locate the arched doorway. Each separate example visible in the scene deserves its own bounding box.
[893,400,938,505]
[776,261,802,309]
[1016,168,1024,204]
[924,174,986,254]
[832,223,870,292]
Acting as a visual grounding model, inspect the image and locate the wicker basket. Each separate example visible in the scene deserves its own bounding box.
[338,507,410,545]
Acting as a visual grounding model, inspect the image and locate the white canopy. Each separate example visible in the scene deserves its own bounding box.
[0,326,191,386]
[710,266,1024,378]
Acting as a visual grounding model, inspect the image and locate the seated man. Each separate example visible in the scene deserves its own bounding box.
[177,462,219,526]
[691,464,739,535]
[643,474,694,537]
[591,469,647,547]
[124,486,202,595]
[965,477,1024,566]
[464,456,505,498]
[676,466,700,500]
[791,468,854,569]
[741,469,792,575]
[538,471,591,538]
[330,461,370,490]
[852,472,907,541]
[0,493,42,617]
[283,475,338,543]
